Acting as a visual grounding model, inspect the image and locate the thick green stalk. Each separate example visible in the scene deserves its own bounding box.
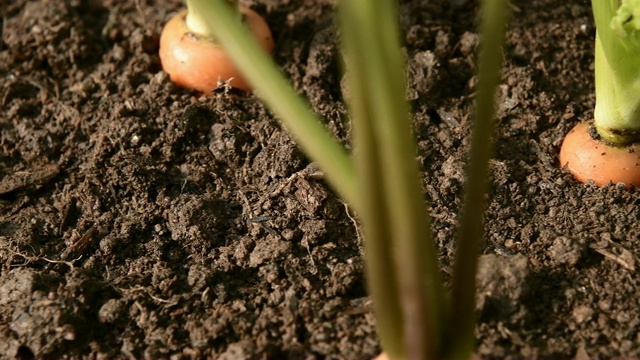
[448,0,508,358]
[189,0,359,208]
[592,0,640,144]
[349,73,404,360]
[340,1,445,359]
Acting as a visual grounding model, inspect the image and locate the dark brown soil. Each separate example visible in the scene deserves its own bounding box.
[1,0,638,358]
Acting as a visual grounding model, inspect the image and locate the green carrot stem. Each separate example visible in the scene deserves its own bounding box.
[591,0,640,144]
[340,0,446,358]
[448,0,508,358]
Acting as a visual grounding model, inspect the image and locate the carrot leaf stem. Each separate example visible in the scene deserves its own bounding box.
[197,0,509,359]
[447,0,508,358]
[592,0,640,144]
[339,0,445,358]
[185,0,240,40]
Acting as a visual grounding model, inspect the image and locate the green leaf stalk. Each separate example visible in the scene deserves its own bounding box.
[592,0,640,145]
[182,0,509,359]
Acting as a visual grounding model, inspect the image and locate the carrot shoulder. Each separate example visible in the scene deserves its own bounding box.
[159,6,274,93]
[559,121,640,187]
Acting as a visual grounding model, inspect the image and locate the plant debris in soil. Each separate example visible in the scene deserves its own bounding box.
[2,0,640,359]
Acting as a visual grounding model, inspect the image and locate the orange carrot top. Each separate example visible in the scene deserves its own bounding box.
[159,1,274,94]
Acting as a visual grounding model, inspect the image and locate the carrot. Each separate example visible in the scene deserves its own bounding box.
[559,121,640,187]
[159,5,274,94]
[559,1,640,188]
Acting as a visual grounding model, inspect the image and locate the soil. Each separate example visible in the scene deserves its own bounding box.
[1,0,638,358]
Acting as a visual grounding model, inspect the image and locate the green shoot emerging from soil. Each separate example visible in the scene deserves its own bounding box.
[593,0,640,144]
[190,0,508,359]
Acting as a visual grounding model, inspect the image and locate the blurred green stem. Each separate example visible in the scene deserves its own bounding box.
[448,0,508,358]
[196,0,509,359]
[340,1,446,359]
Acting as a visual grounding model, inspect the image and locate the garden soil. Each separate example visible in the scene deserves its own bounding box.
[1,0,639,358]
